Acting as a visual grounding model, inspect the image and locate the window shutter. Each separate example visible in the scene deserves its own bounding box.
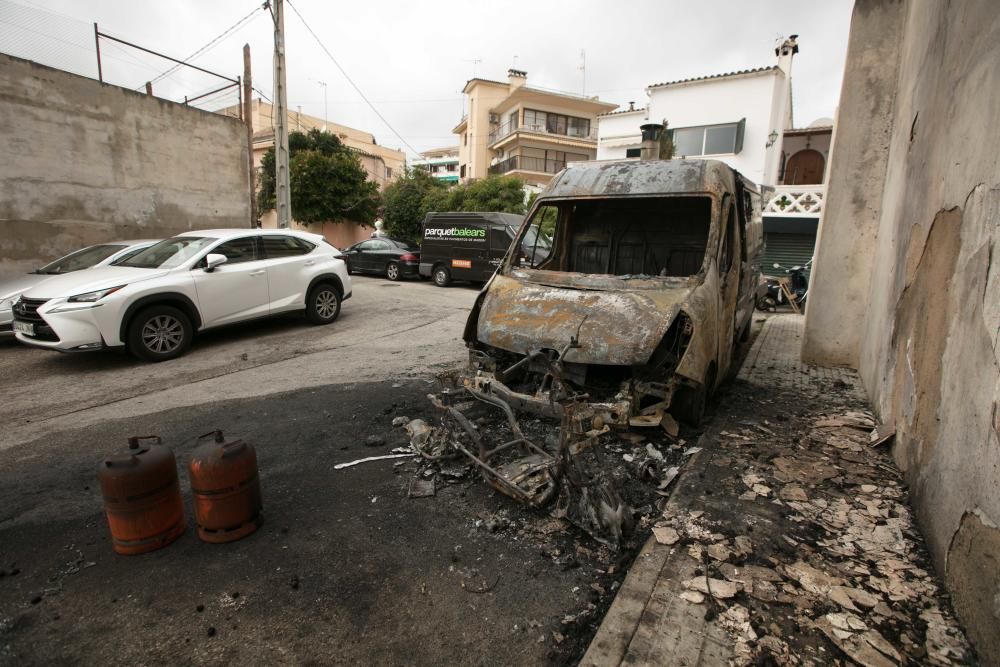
[734,118,746,154]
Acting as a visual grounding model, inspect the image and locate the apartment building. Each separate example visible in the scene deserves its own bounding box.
[412,146,460,183]
[453,69,616,190]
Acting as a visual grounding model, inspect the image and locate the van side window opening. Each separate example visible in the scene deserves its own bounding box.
[516,197,712,277]
[719,203,735,274]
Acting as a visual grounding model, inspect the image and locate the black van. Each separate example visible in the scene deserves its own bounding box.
[419,212,525,287]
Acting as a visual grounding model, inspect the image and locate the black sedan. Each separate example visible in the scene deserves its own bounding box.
[342,237,421,281]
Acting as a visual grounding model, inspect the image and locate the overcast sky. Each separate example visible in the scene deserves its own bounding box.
[2,0,854,157]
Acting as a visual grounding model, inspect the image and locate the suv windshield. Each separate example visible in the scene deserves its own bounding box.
[117,237,215,269]
[35,244,125,274]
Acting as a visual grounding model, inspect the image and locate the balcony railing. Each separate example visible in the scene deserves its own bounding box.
[488,121,598,145]
[488,155,566,176]
[764,184,825,217]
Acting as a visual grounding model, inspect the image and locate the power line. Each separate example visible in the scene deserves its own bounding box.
[140,4,264,89]
[284,0,422,156]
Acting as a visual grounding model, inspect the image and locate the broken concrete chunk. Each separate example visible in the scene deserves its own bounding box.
[784,561,846,595]
[391,416,410,427]
[738,491,758,501]
[779,484,808,501]
[652,526,680,546]
[706,543,731,562]
[645,443,665,461]
[682,577,739,599]
[733,535,752,558]
[658,466,680,490]
[751,484,772,497]
[679,590,705,604]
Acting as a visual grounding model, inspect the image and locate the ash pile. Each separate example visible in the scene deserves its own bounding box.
[395,371,695,550]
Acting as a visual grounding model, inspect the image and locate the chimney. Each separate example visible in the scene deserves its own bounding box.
[639,123,662,160]
[507,68,527,89]
[775,34,799,75]
[628,101,635,111]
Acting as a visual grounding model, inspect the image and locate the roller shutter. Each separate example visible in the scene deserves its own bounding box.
[761,232,816,278]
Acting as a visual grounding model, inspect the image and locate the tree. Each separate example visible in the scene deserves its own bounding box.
[659,120,675,160]
[257,129,379,226]
[458,176,526,214]
[382,171,528,244]
[382,167,446,243]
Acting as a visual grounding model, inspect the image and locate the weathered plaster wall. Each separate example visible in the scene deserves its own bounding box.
[0,54,250,278]
[801,0,904,366]
[805,1,1000,661]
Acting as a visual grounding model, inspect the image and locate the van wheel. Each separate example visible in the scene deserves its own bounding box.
[671,366,716,427]
[386,262,401,281]
[433,265,451,287]
[128,305,193,362]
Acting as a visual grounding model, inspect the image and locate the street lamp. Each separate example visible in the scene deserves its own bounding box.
[766,129,779,148]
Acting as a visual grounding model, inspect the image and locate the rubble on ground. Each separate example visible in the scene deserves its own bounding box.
[651,408,974,666]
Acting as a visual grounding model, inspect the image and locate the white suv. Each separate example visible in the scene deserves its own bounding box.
[12,229,352,362]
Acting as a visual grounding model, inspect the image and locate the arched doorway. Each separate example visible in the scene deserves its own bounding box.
[785,149,825,185]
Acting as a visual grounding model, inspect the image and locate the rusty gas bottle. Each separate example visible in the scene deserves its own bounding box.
[188,430,262,543]
[97,436,187,555]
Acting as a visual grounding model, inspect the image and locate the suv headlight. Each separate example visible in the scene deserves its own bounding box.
[67,285,126,303]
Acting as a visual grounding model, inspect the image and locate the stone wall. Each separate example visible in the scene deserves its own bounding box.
[0,54,250,278]
[802,1,1000,661]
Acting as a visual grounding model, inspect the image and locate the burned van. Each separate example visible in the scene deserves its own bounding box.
[461,159,764,426]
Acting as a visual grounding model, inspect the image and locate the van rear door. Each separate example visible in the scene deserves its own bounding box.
[444,222,488,282]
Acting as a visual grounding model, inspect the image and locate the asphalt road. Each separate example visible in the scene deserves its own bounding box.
[0,276,479,451]
[0,276,616,665]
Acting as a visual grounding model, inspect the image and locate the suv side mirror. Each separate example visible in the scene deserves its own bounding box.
[205,253,228,272]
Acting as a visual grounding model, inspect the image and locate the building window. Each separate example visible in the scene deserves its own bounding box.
[460,164,466,178]
[464,133,468,146]
[670,120,745,156]
[625,148,641,158]
[385,167,393,179]
[523,109,590,139]
[508,110,518,131]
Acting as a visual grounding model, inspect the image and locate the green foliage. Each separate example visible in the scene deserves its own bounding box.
[382,168,446,243]
[382,171,528,244]
[659,120,675,160]
[257,129,378,226]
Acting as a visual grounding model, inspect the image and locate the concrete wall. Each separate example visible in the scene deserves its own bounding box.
[801,1,903,367]
[258,209,372,249]
[802,1,1000,661]
[0,54,250,279]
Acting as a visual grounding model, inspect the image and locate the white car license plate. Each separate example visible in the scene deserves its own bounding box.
[13,321,34,336]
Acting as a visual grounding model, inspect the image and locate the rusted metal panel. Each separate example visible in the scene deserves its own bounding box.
[476,273,693,366]
[543,159,736,200]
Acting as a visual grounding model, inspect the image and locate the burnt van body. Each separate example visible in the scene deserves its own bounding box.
[461,159,765,425]
[419,212,525,287]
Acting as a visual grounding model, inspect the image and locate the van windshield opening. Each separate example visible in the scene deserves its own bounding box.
[516,196,711,278]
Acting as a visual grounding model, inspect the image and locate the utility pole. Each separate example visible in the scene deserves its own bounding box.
[243,44,257,228]
[271,0,291,228]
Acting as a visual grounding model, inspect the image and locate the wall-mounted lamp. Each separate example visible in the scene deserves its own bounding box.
[766,130,779,148]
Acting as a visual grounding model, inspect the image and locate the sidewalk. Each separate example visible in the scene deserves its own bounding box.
[581,314,973,666]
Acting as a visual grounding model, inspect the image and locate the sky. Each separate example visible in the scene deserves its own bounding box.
[0,0,854,158]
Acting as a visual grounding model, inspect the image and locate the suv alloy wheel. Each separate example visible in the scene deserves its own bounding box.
[127,305,193,362]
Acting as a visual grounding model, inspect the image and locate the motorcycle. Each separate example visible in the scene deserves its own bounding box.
[756,260,811,312]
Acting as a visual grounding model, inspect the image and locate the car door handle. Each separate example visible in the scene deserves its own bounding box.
[249,270,266,276]
[304,260,315,266]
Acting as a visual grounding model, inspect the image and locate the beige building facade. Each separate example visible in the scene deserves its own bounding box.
[453,70,615,190]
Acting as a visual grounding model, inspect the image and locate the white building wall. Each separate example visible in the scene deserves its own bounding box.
[597,71,789,187]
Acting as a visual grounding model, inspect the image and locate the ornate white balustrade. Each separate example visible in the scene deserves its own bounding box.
[764,184,825,217]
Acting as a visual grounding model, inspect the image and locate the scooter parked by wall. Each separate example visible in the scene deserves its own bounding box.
[756,260,811,312]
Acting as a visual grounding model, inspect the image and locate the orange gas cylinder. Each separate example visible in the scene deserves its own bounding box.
[97,436,186,555]
[188,430,262,543]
